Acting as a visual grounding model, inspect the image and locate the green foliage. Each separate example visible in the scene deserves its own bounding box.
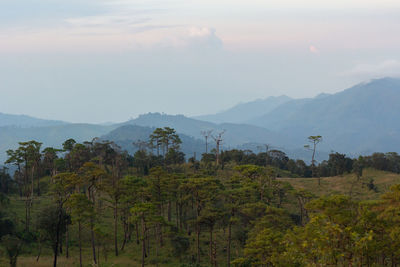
[37,205,70,251]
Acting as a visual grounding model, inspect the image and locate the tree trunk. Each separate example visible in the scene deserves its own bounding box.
[65,223,69,258]
[179,203,183,230]
[91,220,97,264]
[10,257,17,267]
[197,223,200,263]
[155,228,159,267]
[25,198,29,232]
[157,204,164,247]
[175,201,179,229]
[168,201,172,222]
[89,188,97,265]
[209,227,213,266]
[31,166,34,199]
[141,216,146,267]
[136,222,140,245]
[227,221,232,267]
[183,208,187,234]
[97,242,100,267]
[78,221,82,267]
[36,239,42,262]
[216,142,220,165]
[53,207,62,267]
[121,219,128,251]
[114,203,119,256]
[37,172,40,196]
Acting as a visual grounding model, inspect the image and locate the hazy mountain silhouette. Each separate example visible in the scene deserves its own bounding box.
[1,77,400,163]
[247,77,400,154]
[0,113,66,127]
[194,95,292,123]
[122,113,292,148]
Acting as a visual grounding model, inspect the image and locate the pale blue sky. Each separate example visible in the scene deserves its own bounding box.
[1,0,400,123]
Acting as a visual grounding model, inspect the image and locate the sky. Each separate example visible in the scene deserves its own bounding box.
[1,0,400,123]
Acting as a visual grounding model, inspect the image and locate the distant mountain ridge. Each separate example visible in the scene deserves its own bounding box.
[122,112,293,148]
[1,77,400,164]
[247,77,400,154]
[194,95,292,123]
[0,112,292,162]
[191,77,400,155]
[0,112,67,127]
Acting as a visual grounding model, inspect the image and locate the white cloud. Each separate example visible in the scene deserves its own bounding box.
[342,59,400,78]
[158,27,223,50]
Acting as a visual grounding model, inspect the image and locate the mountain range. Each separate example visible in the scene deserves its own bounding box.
[196,77,400,155]
[1,77,400,163]
[256,78,400,154]
[0,113,66,128]
[121,113,293,148]
[193,95,292,124]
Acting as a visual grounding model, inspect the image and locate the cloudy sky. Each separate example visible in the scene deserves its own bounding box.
[1,0,400,123]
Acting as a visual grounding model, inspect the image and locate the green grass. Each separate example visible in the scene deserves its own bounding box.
[279,168,400,200]
[8,230,235,267]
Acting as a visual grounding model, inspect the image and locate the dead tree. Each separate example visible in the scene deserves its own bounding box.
[201,130,213,154]
[212,130,225,165]
[304,135,322,185]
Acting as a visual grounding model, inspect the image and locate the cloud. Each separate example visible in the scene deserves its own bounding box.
[65,14,151,28]
[158,27,223,50]
[187,27,223,49]
[309,45,319,54]
[342,59,400,78]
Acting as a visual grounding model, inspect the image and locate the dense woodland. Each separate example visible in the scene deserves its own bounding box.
[1,127,400,266]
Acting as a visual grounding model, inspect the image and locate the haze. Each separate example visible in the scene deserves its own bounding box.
[1,0,400,123]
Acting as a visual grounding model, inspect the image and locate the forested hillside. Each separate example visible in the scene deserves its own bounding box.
[2,127,400,266]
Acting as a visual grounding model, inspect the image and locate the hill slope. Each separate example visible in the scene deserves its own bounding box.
[279,168,400,201]
[0,112,66,127]
[194,95,292,123]
[122,113,293,148]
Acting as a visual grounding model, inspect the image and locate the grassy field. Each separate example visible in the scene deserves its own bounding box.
[279,168,400,200]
